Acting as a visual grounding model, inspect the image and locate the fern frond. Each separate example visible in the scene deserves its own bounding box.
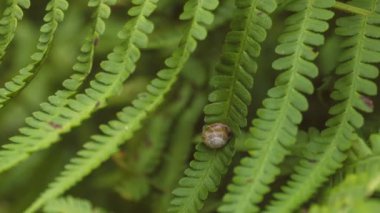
[344,133,380,174]
[153,92,207,212]
[0,0,115,174]
[310,140,380,213]
[204,0,277,134]
[309,172,380,213]
[219,1,335,212]
[132,84,192,174]
[115,83,193,201]
[0,0,30,63]
[0,0,156,174]
[26,0,219,212]
[266,1,380,212]
[168,0,277,212]
[43,196,106,213]
[169,143,235,213]
[0,0,68,108]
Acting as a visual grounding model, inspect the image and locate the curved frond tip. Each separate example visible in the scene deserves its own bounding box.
[0,0,68,109]
[0,0,31,63]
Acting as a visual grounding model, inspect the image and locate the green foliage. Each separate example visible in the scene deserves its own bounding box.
[309,132,380,213]
[0,0,68,108]
[0,0,30,63]
[25,0,220,211]
[43,196,106,213]
[0,0,380,212]
[204,0,277,134]
[265,1,380,212]
[219,1,335,212]
[0,0,115,174]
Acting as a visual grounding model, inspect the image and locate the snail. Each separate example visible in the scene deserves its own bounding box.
[202,123,231,149]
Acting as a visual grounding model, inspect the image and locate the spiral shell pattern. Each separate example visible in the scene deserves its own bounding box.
[202,123,231,149]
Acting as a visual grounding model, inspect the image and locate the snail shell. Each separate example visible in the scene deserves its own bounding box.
[202,123,231,149]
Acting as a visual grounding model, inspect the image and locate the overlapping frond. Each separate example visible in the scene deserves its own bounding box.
[169,1,277,212]
[0,0,156,174]
[0,0,30,63]
[25,0,218,212]
[0,0,68,108]
[204,0,277,134]
[310,134,380,212]
[309,172,380,213]
[266,1,380,212]
[114,84,193,202]
[43,196,106,213]
[219,1,335,212]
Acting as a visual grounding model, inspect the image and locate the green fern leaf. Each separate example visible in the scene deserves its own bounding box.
[218,1,335,212]
[266,1,380,212]
[0,0,30,63]
[204,0,277,134]
[43,196,107,213]
[169,143,235,213]
[0,0,156,174]
[0,0,68,108]
[309,171,380,212]
[25,0,219,212]
[0,0,115,174]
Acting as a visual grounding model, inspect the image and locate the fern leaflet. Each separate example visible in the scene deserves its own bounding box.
[169,143,235,213]
[0,0,68,108]
[153,93,207,212]
[266,1,380,212]
[0,0,30,63]
[26,0,218,212]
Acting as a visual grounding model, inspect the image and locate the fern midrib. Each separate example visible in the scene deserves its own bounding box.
[235,1,314,211]
[268,8,371,212]
[222,0,259,126]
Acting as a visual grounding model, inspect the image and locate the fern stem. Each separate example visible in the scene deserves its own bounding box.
[334,1,371,16]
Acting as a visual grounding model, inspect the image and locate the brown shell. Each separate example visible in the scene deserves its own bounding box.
[202,123,231,149]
